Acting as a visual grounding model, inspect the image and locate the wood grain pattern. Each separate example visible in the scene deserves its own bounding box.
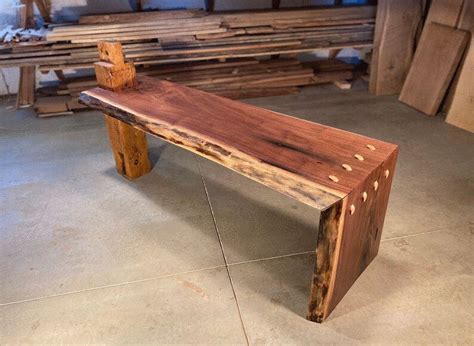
[399,23,469,115]
[425,0,465,27]
[328,148,398,313]
[369,0,422,95]
[81,42,399,323]
[94,42,151,180]
[308,148,398,321]
[80,76,397,209]
[307,198,346,322]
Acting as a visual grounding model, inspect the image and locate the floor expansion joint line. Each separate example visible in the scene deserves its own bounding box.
[0,265,226,307]
[197,158,250,346]
[380,223,471,242]
[228,251,314,267]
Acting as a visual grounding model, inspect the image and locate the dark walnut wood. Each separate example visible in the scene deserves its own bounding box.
[80,76,396,209]
[80,41,398,322]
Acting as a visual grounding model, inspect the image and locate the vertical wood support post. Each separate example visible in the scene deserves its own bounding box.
[205,0,215,12]
[17,0,36,108]
[94,41,151,180]
[307,149,398,322]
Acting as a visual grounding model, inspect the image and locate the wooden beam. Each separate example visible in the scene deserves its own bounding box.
[369,0,422,95]
[17,65,35,108]
[17,0,36,108]
[33,0,52,23]
[94,41,151,180]
[205,0,215,12]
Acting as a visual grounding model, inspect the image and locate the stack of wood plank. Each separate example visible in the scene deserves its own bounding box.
[1,6,370,116]
[0,6,375,71]
[34,57,355,117]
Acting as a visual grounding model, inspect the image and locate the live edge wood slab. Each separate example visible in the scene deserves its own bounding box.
[80,41,398,323]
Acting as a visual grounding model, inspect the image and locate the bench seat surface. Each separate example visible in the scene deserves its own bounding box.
[80,76,397,209]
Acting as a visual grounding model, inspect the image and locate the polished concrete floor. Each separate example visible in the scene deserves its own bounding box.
[1,81,473,343]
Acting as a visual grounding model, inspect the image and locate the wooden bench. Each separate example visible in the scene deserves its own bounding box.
[79,41,398,323]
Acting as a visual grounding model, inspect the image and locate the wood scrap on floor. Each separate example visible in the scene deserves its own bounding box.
[333,80,352,89]
[304,59,354,85]
[399,23,469,116]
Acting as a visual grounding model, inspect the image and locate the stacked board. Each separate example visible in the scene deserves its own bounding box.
[0,6,375,71]
[1,6,370,116]
[35,58,355,117]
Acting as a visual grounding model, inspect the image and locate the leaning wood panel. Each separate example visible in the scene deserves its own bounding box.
[425,0,465,27]
[445,1,474,133]
[369,0,422,95]
[399,23,469,116]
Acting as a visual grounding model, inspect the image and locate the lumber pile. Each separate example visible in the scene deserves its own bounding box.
[1,6,371,116]
[0,6,375,71]
[34,57,355,117]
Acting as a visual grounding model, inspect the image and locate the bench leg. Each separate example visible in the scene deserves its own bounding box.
[94,41,151,180]
[104,116,151,180]
[307,149,398,322]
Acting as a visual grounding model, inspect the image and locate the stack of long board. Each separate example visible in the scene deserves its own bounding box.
[0,6,375,71]
[34,58,354,117]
